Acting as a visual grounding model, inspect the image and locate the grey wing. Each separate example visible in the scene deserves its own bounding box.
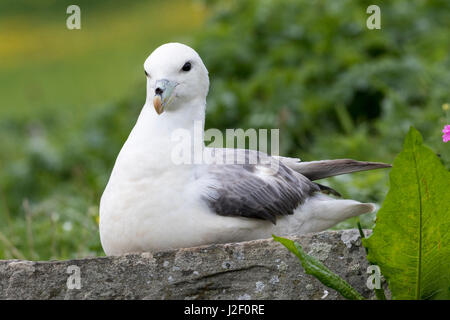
[200,149,320,224]
[277,156,391,181]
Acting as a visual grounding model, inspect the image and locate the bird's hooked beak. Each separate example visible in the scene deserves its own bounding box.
[153,79,178,115]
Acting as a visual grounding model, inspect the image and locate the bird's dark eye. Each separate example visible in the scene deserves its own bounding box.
[181,62,191,72]
[144,70,149,77]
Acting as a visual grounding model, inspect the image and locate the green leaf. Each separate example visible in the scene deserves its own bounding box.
[364,127,450,300]
[273,235,365,300]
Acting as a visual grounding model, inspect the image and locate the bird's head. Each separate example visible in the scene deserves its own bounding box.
[144,43,209,115]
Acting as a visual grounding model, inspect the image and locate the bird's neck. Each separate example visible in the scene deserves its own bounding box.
[138,98,206,138]
[125,98,207,167]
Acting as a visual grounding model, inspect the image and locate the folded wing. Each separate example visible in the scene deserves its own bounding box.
[200,149,319,224]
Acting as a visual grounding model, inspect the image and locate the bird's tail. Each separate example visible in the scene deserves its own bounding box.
[285,159,391,181]
[293,194,376,234]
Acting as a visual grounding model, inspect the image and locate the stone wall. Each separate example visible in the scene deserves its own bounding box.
[0,229,379,300]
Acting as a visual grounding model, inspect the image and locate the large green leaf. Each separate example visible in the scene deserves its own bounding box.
[364,127,450,299]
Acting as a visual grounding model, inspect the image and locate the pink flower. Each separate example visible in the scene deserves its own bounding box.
[443,125,450,143]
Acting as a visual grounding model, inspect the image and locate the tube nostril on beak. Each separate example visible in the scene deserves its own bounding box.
[155,87,164,96]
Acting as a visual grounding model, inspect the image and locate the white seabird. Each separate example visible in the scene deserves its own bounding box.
[99,43,390,255]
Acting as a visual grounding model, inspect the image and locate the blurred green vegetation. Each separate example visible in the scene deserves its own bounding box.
[0,0,207,260]
[0,0,449,260]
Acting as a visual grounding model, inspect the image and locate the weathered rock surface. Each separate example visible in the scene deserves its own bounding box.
[0,229,380,300]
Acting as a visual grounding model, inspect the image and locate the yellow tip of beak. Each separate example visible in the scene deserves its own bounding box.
[153,95,164,115]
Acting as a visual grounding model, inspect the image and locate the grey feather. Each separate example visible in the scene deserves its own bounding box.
[201,149,319,224]
[281,158,391,181]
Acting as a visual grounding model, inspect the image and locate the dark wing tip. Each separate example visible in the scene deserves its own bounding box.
[315,183,342,197]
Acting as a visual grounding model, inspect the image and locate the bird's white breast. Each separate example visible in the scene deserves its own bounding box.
[98,115,260,255]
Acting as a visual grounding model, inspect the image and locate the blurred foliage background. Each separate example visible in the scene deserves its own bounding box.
[0,0,449,260]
